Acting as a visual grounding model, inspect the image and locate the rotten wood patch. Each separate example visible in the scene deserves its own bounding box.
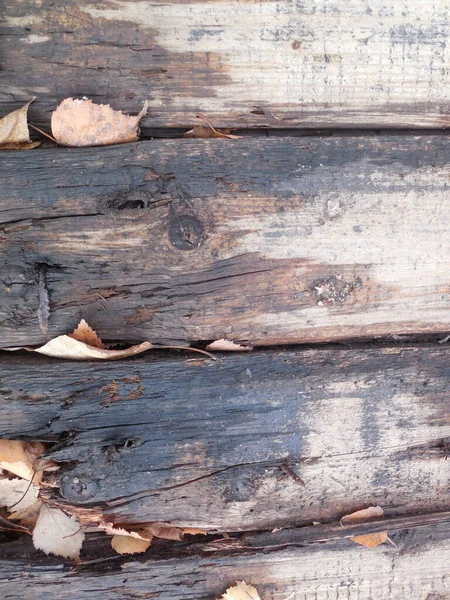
[1,137,450,347]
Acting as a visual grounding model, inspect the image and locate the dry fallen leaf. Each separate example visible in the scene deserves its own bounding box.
[33,336,152,360]
[0,439,45,482]
[0,101,40,150]
[221,582,261,600]
[184,115,242,140]
[340,506,384,527]
[350,532,389,548]
[100,522,153,541]
[111,534,152,555]
[51,98,148,147]
[144,522,184,541]
[69,318,105,348]
[182,527,209,535]
[206,339,253,352]
[6,319,152,361]
[0,476,40,515]
[33,504,84,560]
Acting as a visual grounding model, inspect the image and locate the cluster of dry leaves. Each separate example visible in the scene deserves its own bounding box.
[0,438,207,560]
[0,99,241,150]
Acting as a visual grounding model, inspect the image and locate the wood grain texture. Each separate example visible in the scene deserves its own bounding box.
[2,521,450,599]
[4,0,450,129]
[1,346,449,531]
[1,137,450,347]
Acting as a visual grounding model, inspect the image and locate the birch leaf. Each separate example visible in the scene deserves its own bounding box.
[0,476,40,513]
[340,506,384,526]
[0,439,45,482]
[33,504,84,560]
[111,534,152,555]
[221,582,261,600]
[69,319,105,348]
[5,319,152,360]
[0,101,40,150]
[184,115,242,139]
[206,339,252,352]
[51,98,148,147]
[100,522,152,541]
[350,531,389,548]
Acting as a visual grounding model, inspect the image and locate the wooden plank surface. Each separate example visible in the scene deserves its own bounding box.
[1,345,449,531]
[1,137,450,347]
[4,0,450,130]
[2,520,450,599]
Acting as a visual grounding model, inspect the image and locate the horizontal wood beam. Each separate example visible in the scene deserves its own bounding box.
[4,0,450,129]
[1,137,450,347]
[1,346,449,531]
[1,518,450,599]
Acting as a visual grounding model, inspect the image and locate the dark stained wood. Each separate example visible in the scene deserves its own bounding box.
[2,137,450,347]
[2,517,450,599]
[1,345,449,531]
[4,0,450,130]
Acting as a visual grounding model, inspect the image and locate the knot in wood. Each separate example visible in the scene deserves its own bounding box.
[60,474,100,504]
[168,213,205,250]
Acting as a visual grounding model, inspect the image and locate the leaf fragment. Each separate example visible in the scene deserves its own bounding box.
[184,115,242,140]
[111,534,152,555]
[144,522,184,541]
[0,101,40,150]
[100,522,153,541]
[33,336,152,360]
[51,98,148,147]
[182,527,209,535]
[206,339,252,352]
[0,476,40,514]
[220,581,261,600]
[0,439,45,482]
[340,506,384,527]
[350,531,389,548]
[69,319,104,348]
[32,504,84,560]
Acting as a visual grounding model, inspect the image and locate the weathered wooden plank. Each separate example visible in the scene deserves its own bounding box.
[4,0,450,129]
[1,137,450,346]
[2,520,450,599]
[1,346,449,531]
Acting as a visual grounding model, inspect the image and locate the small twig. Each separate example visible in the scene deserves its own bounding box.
[279,464,305,486]
[29,124,57,143]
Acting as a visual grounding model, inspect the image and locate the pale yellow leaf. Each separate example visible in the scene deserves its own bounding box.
[111,534,152,555]
[0,476,40,513]
[99,522,152,541]
[206,339,252,352]
[144,522,184,541]
[350,531,389,548]
[0,101,40,150]
[0,439,45,481]
[51,98,148,147]
[221,581,261,600]
[33,336,152,360]
[340,506,384,527]
[33,504,84,560]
